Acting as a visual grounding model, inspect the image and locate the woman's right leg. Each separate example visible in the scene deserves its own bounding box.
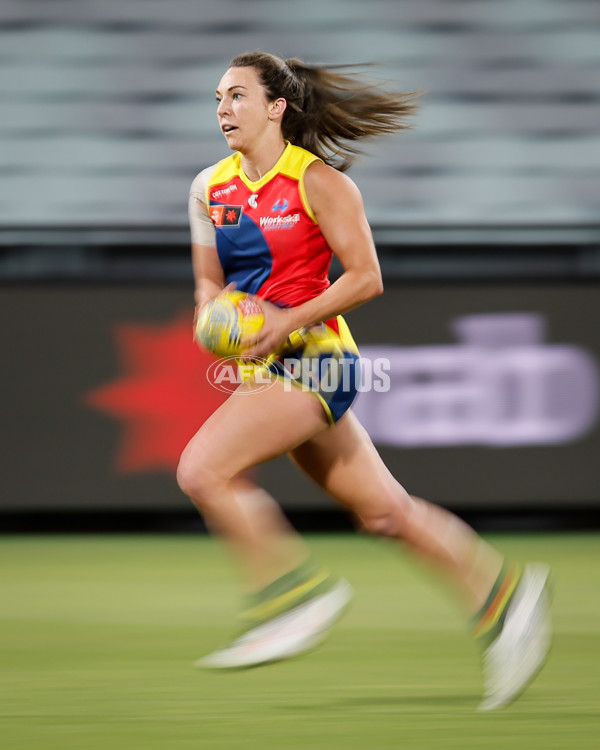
[177,379,354,668]
[177,377,334,591]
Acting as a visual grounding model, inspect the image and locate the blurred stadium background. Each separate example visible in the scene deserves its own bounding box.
[2,0,599,530]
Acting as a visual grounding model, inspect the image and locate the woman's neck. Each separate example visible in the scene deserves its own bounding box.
[240,140,287,182]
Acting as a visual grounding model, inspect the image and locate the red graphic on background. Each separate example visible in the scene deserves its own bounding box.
[84,313,228,473]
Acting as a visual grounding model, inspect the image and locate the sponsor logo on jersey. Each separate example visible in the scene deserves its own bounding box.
[210,205,243,226]
[259,213,301,230]
[211,184,238,199]
[272,198,288,212]
[248,194,258,208]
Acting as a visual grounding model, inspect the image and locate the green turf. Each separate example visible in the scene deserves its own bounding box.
[1,533,599,749]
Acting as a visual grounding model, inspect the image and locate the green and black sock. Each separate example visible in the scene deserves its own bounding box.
[238,560,335,631]
[471,561,523,647]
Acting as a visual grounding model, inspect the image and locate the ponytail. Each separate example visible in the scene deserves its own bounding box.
[229,52,420,172]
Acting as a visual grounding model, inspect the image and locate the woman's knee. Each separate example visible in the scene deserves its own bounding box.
[360,510,401,538]
[176,453,223,507]
[359,495,416,538]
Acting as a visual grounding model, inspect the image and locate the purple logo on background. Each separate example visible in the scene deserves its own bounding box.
[353,313,600,447]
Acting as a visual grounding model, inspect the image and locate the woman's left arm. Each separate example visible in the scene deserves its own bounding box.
[245,161,383,355]
[291,160,384,324]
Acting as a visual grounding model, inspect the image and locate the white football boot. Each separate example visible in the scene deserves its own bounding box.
[195,578,354,669]
[479,563,552,711]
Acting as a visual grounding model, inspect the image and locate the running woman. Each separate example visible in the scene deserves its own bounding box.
[178,52,552,711]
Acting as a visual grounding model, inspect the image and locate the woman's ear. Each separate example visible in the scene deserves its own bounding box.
[268,97,288,121]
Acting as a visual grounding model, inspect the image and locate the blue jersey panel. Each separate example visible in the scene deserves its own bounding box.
[213,210,272,295]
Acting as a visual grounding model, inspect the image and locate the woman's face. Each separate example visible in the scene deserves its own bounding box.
[215,66,283,152]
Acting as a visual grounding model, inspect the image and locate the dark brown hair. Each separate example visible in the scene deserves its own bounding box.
[229,51,421,172]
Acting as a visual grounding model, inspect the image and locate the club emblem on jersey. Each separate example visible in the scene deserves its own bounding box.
[210,205,243,226]
[272,198,288,212]
[248,194,258,209]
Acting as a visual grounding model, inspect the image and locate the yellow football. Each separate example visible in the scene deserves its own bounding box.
[195,290,265,357]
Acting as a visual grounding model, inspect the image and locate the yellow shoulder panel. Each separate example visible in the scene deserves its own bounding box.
[207,153,242,192]
[280,144,321,224]
[207,145,322,223]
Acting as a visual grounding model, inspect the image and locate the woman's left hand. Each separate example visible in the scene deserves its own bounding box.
[239,297,297,359]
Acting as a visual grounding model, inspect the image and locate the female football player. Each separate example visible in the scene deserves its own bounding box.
[177,51,551,710]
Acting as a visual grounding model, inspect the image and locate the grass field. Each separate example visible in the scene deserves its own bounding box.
[1,532,599,749]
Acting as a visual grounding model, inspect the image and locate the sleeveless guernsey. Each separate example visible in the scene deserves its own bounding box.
[203,143,332,309]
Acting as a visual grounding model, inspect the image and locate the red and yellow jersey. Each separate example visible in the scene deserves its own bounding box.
[190,142,361,420]
[201,143,332,309]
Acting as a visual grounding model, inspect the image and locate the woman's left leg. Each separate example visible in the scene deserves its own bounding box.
[290,409,503,614]
[290,409,553,710]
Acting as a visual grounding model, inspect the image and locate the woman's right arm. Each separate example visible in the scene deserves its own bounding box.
[188,168,225,307]
[192,241,225,307]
